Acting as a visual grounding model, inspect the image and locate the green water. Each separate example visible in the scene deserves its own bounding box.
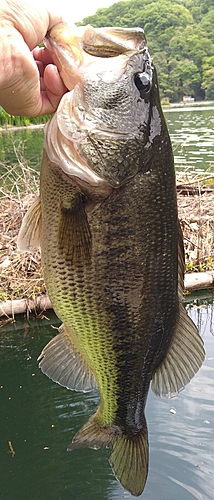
[0,294,214,500]
[164,105,214,175]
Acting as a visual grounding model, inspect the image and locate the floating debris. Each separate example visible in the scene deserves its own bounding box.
[8,441,15,457]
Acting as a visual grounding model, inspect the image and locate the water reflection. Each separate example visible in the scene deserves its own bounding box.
[0,296,213,500]
[163,106,214,175]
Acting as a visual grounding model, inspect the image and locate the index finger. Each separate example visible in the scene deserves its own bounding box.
[32,46,55,66]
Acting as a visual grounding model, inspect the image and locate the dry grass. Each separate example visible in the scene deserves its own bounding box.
[177,173,214,272]
[0,145,45,302]
[1,147,214,302]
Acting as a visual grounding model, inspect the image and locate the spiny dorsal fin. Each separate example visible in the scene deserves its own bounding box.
[38,324,97,392]
[58,195,92,264]
[178,220,185,300]
[68,411,148,497]
[17,196,42,252]
[151,302,205,398]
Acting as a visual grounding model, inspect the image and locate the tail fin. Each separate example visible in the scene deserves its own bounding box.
[67,412,148,497]
[109,429,148,497]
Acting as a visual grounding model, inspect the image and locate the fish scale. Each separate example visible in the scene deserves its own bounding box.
[17,24,205,497]
[40,145,178,420]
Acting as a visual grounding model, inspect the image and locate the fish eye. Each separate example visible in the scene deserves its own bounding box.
[134,72,151,96]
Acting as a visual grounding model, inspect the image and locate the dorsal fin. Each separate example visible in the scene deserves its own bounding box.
[17,196,42,252]
[178,220,185,300]
[151,302,205,398]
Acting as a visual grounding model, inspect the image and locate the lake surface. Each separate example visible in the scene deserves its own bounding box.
[0,104,214,177]
[163,105,214,176]
[0,293,214,500]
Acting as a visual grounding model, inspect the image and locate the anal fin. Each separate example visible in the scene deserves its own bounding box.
[68,411,148,497]
[38,324,97,392]
[152,302,205,398]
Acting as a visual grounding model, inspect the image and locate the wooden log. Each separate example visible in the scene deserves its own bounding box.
[1,272,214,318]
[184,271,214,291]
[0,294,52,318]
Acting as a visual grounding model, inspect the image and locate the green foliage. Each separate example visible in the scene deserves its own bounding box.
[186,257,214,273]
[79,0,214,102]
[201,56,214,99]
[0,107,50,128]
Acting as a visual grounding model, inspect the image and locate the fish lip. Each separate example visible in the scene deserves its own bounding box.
[45,23,147,56]
[44,24,149,84]
[44,24,84,90]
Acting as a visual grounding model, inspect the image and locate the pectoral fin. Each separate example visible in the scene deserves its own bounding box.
[58,195,92,264]
[38,324,97,392]
[17,196,42,252]
[152,302,205,398]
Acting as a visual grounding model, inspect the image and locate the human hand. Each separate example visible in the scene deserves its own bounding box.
[0,0,69,116]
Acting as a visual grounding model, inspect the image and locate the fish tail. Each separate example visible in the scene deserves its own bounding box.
[67,411,148,497]
[109,426,148,496]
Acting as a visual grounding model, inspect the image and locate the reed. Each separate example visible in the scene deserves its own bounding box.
[0,144,45,305]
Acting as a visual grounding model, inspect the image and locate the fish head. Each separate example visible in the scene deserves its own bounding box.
[44,24,167,188]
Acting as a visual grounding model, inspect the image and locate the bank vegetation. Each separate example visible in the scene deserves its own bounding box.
[79,0,214,102]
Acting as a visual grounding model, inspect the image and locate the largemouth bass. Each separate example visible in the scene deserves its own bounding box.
[18,24,205,497]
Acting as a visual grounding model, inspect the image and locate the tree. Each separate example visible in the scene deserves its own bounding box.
[199,8,214,39]
[202,56,214,99]
[170,25,214,67]
[168,58,201,101]
[78,0,213,102]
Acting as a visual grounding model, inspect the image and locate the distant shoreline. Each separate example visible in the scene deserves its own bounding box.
[1,101,214,133]
[162,100,214,110]
[0,123,45,132]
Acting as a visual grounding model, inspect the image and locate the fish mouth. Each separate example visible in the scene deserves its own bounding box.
[45,23,147,57]
[44,23,147,90]
[44,24,83,90]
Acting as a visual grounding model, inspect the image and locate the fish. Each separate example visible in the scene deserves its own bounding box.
[17,24,205,497]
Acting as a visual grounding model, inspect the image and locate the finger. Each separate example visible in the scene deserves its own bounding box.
[35,60,45,77]
[32,46,55,66]
[44,64,67,98]
[33,65,68,116]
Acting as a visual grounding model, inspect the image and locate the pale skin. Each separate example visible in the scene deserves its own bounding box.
[0,0,69,116]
